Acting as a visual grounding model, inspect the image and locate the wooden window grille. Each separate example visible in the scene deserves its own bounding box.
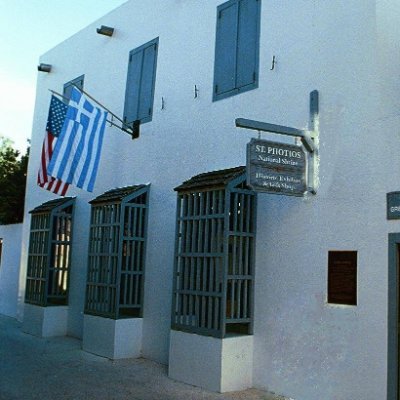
[172,167,257,338]
[85,185,150,319]
[25,198,75,306]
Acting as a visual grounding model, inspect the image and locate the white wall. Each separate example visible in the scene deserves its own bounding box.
[0,224,22,318]
[252,2,387,400]
[19,0,400,399]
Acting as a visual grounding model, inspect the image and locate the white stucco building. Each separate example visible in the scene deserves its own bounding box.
[0,223,22,318]
[12,0,400,399]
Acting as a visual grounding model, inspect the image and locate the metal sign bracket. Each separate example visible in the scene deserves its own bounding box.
[235,90,319,195]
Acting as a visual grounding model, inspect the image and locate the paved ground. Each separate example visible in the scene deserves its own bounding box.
[0,315,285,400]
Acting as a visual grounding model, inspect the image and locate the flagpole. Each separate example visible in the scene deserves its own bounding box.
[72,85,133,132]
[48,89,69,102]
[48,89,134,135]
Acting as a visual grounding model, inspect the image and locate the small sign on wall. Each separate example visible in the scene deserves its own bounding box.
[327,251,357,306]
[387,192,400,220]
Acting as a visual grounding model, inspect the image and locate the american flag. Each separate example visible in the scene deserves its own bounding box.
[37,95,69,196]
[48,87,107,192]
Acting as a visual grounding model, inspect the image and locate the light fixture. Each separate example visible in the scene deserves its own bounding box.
[96,25,114,37]
[37,63,52,73]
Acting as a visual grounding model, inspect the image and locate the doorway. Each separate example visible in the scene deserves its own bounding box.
[388,233,400,400]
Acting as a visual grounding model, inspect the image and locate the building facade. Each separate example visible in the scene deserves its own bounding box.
[16,0,400,399]
[0,223,22,318]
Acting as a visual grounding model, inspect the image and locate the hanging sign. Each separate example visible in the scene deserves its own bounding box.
[247,138,307,196]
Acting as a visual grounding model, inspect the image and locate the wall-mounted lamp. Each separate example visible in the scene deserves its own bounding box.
[96,25,114,37]
[37,63,52,73]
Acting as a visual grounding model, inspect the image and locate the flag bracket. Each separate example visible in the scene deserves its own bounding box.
[48,88,139,140]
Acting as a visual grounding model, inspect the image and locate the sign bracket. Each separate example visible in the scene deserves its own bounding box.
[235,90,319,195]
[235,118,315,153]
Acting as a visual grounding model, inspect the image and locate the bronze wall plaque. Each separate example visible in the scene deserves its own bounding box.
[328,251,357,306]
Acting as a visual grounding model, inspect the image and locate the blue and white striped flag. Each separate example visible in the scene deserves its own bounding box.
[48,87,107,192]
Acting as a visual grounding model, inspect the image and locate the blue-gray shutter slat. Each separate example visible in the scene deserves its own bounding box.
[124,50,143,124]
[138,42,157,121]
[237,0,260,89]
[74,76,84,91]
[213,1,239,99]
[63,85,73,103]
[63,75,84,102]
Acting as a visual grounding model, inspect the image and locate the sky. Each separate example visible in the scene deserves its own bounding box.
[0,0,127,153]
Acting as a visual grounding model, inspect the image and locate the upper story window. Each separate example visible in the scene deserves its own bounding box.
[25,198,75,306]
[213,0,261,101]
[123,38,159,127]
[63,75,84,102]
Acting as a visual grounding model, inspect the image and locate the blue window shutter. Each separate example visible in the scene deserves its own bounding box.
[63,85,73,102]
[63,75,84,102]
[213,1,239,100]
[124,38,158,125]
[237,0,261,89]
[74,76,84,91]
[138,41,158,121]
[124,50,143,124]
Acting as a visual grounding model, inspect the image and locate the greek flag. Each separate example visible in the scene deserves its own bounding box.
[48,87,107,192]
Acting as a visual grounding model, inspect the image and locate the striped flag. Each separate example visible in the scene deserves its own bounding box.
[48,87,108,192]
[37,95,69,196]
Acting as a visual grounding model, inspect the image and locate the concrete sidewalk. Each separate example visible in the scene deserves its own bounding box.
[0,315,285,400]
